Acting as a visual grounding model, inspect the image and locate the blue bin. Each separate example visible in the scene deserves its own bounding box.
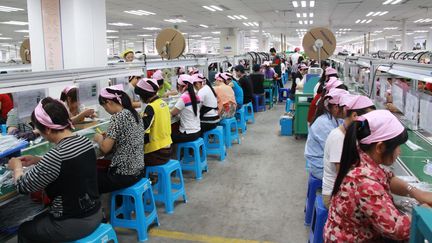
[280,116,293,136]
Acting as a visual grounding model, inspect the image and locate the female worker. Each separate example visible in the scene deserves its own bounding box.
[60,86,96,124]
[152,70,177,98]
[121,49,135,63]
[134,78,172,167]
[94,86,144,193]
[214,73,237,119]
[221,71,243,109]
[192,73,220,134]
[304,88,348,179]
[8,97,101,243]
[321,95,376,208]
[170,74,202,143]
[325,109,432,242]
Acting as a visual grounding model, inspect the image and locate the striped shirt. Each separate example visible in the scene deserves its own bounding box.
[16,135,97,218]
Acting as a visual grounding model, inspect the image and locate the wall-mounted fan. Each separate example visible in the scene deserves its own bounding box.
[302,27,336,64]
[156,28,186,60]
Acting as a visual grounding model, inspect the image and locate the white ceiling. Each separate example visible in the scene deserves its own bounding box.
[0,0,432,50]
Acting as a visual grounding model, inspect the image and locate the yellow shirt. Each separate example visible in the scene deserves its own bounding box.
[144,98,172,153]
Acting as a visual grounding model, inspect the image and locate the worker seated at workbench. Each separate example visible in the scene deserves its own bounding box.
[8,97,102,243]
[60,86,97,124]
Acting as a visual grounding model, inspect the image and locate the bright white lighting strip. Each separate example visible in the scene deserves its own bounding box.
[391,0,403,4]
[164,19,187,23]
[200,24,209,28]
[227,15,236,20]
[382,0,394,4]
[0,21,28,26]
[210,5,223,11]
[124,10,156,16]
[360,19,367,23]
[143,27,161,30]
[366,12,374,16]
[366,19,373,23]
[233,15,242,20]
[310,1,315,7]
[309,12,313,17]
[239,15,247,19]
[292,1,299,7]
[301,1,307,7]
[379,11,388,16]
[372,11,381,16]
[243,22,250,26]
[137,34,152,37]
[14,30,28,33]
[106,30,118,33]
[202,6,216,11]
[108,22,132,26]
[212,31,221,34]
[302,12,307,17]
[106,36,119,39]
[356,19,361,23]
[0,6,24,12]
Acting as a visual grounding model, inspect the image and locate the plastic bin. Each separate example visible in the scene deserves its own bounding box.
[280,115,293,136]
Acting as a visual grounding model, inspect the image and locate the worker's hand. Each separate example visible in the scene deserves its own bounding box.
[8,157,23,171]
[414,191,432,207]
[19,155,41,166]
[82,109,95,118]
[93,133,104,144]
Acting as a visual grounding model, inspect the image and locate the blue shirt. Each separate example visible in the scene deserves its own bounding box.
[231,80,244,106]
[304,114,341,171]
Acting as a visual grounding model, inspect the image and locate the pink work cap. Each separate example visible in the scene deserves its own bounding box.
[326,76,343,91]
[341,95,374,110]
[178,74,193,86]
[215,72,233,82]
[192,73,206,83]
[299,64,309,70]
[325,88,349,105]
[137,78,159,93]
[152,70,164,80]
[188,67,199,75]
[357,109,405,145]
[325,67,337,76]
[34,100,73,130]
[100,85,124,105]
[62,85,77,94]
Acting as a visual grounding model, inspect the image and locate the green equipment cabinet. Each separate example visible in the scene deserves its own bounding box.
[410,206,432,243]
[294,91,314,138]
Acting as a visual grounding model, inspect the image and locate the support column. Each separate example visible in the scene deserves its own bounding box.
[27,0,107,71]
[219,28,241,56]
[363,33,367,55]
[426,31,432,50]
[258,21,264,52]
[401,19,407,51]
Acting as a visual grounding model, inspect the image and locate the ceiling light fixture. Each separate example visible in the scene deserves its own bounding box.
[239,15,248,19]
[372,11,381,16]
[202,6,216,11]
[0,6,24,12]
[299,20,303,24]
[243,22,250,26]
[108,22,132,26]
[303,13,307,17]
[296,13,301,18]
[106,30,118,33]
[227,15,235,20]
[292,1,299,8]
[310,20,313,25]
[310,1,315,7]
[414,30,428,33]
[0,21,28,26]
[212,31,221,34]
[309,12,314,17]
[14,30,28,33]
[124,10,156,16]
[106,36,119,39]
[391,0,403,4]
[253,22,259,26]
[414,19,423,23]
[360,19,367,23]
[384,27,398,30]
[379,11,388,16]
[210,5,223,11]
[190,34,201,37]
[355,19,361,23]
[382,0,394,4]
[143,27,161,30]
[233,15,242,20]
[366,19,373,23]
[406,32,414,35]
[137,34,152,37]
[200,24,209,28]
[301,1,307,7]
[202,36,212,39]
[366,12,374,16]
[164,19,187,23]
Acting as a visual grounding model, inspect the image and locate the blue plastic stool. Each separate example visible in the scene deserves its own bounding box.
[235,106,247,134]
[220,117,241,148]
[252,94,266,112]
[68,223,118,243]
[305,173,323,226]
[145,160,187,214]
[309,195,328,243]
[243,102,255,124]
[264,88,274,109]
[285,98,293,113]
[110,179,159,242]
[279,116,293,136]
[203,126,226,161]
[278,88,290,102]
[177,138,208,180]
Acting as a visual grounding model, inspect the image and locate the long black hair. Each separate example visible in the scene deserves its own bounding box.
[183,82,199,117]
[195,77,217,98]
[31,97,71,132]
[98,88,140,123]
[60,88,78,103]
[331,121,408,197]
[311,84,348,125]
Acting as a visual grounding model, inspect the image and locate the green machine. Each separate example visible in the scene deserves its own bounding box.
[293,76,319,138]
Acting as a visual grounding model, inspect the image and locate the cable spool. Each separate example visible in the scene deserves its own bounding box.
[302,27,336,64]
[156,28,186,60]
[20,39,31,64]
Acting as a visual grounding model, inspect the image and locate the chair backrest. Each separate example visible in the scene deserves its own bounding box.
[304,77,320,93]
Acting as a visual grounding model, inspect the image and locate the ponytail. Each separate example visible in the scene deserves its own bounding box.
[206,79,218,98]
[332,120,371,197]
[99,88,140,123]
[186,83,199,116]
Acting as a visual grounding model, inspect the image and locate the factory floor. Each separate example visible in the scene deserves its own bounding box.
[117,101,310,243]
[6,92,310,243]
